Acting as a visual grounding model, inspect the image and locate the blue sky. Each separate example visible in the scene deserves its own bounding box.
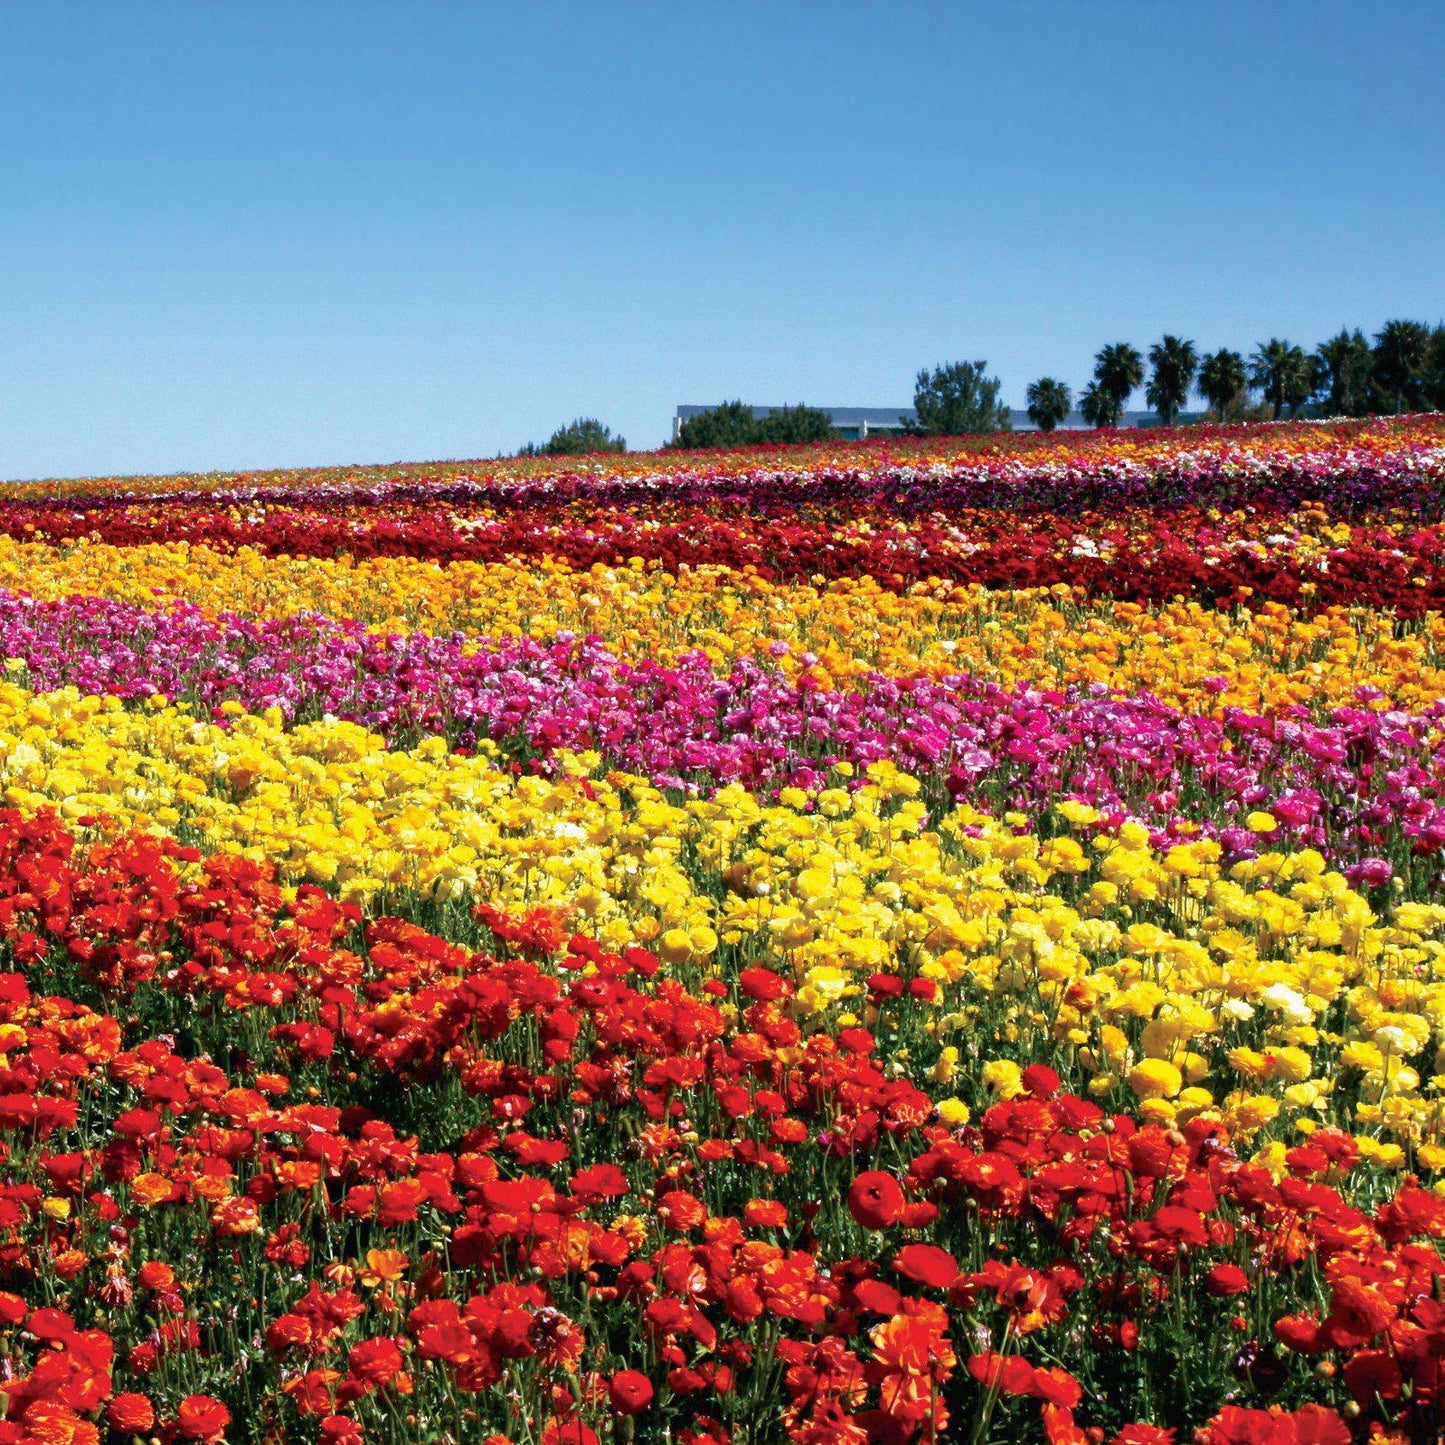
[0,1,1440,479]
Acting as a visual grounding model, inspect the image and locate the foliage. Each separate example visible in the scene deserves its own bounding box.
[1372,318,1434,414]
[670,401,837,449]
[1249,339,1313,419]
[669,400,765,449]
[752,403,839,444]
[1079,379,1120,428]
[1196,349,1249,421]
[517,417,626,457]
[1024,377,1072,431]
[1313,330,1375,417]
[1091,343,1145,422]
[906,361,1012,435]
[1144,335,1198,425]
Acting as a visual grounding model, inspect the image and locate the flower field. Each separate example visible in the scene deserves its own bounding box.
[3,416,1445,1445]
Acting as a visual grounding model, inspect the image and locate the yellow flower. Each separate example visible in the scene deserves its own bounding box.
[981,1059,1024,1098]
[937,1097,971,1128]
[1228,1094,1281,1132]
[1265,1046,1313,1083]
[1128,1058,1182,1101]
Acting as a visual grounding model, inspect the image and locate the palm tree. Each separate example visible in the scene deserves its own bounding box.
[1313,330,1374,416]
[1025,377,1072,431]
[1196,349,1247,422]
[1079,380,1118,429]
[1429,324,1445,412]
[1093,343,1144,419]
[1249,339,1311,419]
[1145,336,1198,426]
[1372,319,1432,414]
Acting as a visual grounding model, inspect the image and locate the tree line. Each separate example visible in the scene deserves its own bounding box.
[1024,319,1445,433]
[516,319,1445,453]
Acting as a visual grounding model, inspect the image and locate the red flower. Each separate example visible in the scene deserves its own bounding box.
[1020,1064,1061,1098]
[744,1198,788,1229]
[1289,1406,1351,1445]
[1199,1405,1349,1445]
[1341,1347,1402,1403]
[608,1369,654,1415]
[656,1190,707,1231]
[318,1417,365,1445]
[847,1171,905,1230]
[1111,1428,1176,1445]
[1031,1366,1083,1410]
[569,1163,629,1200]
[1206,1264,1251,1297]
[967,1351,1037,1395]
[177,1394,232,1442]
[348,1336,405,1387]
[893,1244,960,1289]
[108,1394,156,1433]
[738,967,788,1000]
[542,1421,598,1445]
[1322,1275,1396,1348]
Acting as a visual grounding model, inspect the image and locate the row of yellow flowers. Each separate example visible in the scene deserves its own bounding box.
[5,535,1445,713]
[2,681,1441,1174]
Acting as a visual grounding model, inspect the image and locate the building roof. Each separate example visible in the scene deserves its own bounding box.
[674,405,915,425]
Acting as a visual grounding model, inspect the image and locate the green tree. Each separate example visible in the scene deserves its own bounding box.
[1372,319,1433,413]
[1025,377,1072,431]
[669,401,764,449]
[905,361,1011,435]
[1427,324,1445,412]
[1079,379,1119,428]
[669,401,839,449]
[518,417,626,457]
[752,404,838,444]
[1145,335,1198,425]
[1249,339,1311,419]
[1092,343,1144,420]
[1313,330,1374,416]
[1196,349,1248,421]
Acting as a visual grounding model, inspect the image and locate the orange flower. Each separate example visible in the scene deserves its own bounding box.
[130,1172,177,1207]
[360,1248,410,1287]
[107,1393,156,1433]
[211,1198,261,1236]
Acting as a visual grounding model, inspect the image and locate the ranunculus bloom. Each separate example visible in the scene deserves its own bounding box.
[318,1417,365,1445]
[177,1394,232,1442]
[893,1243,960,1289]
[1020,1063,1061,1098]
[137,1261,176,1291]
[108,1393,156,1433]
[656,1189,707,1231]
[967,1351,1037,1396]
[1205,1263,1250,1297]
[608,1369,655,1415]
[847,1170,905,1230]
[744,1198,787,1229]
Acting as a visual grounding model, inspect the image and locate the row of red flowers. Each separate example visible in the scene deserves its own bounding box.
[7,500,1445,612]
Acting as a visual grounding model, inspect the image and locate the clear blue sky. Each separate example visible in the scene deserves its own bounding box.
[1,1,1441,479]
